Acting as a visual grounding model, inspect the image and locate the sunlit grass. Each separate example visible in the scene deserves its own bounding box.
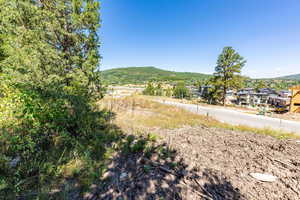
[100,95,209,131]
[101,95,300,139]
[204,120,300,139]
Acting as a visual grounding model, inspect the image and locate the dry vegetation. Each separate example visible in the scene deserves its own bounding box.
[100,95,300,139]
[95,95,300,200]
[100,95,208,132]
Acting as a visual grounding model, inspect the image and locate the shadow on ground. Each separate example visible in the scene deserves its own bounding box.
[90,134,245,200]
[14,133,244,200]
[10,107,244,200]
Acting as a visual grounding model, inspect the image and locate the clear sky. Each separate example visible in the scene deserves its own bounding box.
[100,0,300,78]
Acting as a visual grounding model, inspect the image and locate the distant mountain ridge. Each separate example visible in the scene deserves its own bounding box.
[102,66,211,84]
[102,66,300,85]
[275,74,300,80]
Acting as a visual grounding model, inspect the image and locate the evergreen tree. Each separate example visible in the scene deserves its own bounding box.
[0,0,103,99]
[211,47,246,105]
[0,0,107,194]
[255,80,267,91]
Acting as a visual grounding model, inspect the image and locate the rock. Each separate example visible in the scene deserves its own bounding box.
[102,171,113,180]
[249,173,277,182]
[161,181,169,189]
[165,174,176,182]
[120,172,127,181]
[83,192,94,199]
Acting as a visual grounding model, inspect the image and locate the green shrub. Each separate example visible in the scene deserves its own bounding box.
[0,0,117,196]
[173,81,191,99]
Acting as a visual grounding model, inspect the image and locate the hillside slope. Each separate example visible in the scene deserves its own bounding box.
[276,74,300,80]
[102,66,211,84]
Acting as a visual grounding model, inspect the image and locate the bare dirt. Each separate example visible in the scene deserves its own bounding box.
[91,126,300,200]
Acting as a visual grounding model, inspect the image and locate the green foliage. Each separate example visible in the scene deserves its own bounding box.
[147,132,159,142]
[210,47,246,105]
[143,82,172,97]
[254,80,267,91]
[276,73,300,80]
[102,66,211,85]
[0,0,111,196]
[122,134,157,156]
[173,81,190,99]
[0,35,4,63]
[155,82,163,96]
[245,79,300,90]
[143,82,156,95]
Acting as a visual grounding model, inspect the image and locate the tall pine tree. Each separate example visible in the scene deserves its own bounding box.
[212,47,246,106]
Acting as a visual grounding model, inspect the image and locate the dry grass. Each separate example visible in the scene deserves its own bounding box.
[99,95,208,132]
[100,95,300,139]
[212,123,300,139]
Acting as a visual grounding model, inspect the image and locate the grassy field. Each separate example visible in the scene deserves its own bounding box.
[100,95,300,139]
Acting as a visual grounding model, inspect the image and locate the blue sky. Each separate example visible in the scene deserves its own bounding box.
[100,0,300,78]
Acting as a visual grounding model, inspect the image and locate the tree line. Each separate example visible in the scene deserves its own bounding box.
[143,46,299,105]
[143,46,246,104]
[143,81,191,99]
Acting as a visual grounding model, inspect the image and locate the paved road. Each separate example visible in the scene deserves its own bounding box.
[160,100,300,135]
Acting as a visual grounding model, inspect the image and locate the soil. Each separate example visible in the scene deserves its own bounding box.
[90,126,300,200]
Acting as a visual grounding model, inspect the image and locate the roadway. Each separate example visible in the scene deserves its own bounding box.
[160,100,300,135]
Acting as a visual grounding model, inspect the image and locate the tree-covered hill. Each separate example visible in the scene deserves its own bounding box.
[102,66,211,85]
[275,74,300,80]
[102,66,300,87]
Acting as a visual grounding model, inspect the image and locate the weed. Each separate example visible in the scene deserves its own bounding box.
[143,165,152,173]
[168,162,178,169]
[147,132,159,142]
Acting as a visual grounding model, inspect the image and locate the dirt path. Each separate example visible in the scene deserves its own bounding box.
[95,125,300,200]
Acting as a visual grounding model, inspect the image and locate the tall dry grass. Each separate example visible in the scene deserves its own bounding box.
[99,95,209,132]
[100,95,300,139]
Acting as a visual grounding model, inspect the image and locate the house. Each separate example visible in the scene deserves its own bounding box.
[257,88,277,95]
[237,88,254,105]
[278,90,291,98]
[199,85,212,97]
[225,90,236,104]
[290,86,300,113]
[237,88,274,106]
[250,93,269,105]
[187,86,201,98]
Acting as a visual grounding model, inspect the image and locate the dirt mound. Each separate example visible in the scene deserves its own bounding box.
[91,126,300,200]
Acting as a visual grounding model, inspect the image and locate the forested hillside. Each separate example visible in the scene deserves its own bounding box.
[276,74,300,80]
[102,66,300,87]
[102,66,211,84]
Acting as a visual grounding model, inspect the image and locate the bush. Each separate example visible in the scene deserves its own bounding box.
[173,81,190,99]
[143,82,173,97]
[143,82,156,96]
[0,0,117,196]
[0,83,122,195]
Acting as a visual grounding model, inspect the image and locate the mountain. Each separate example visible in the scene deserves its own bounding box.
[102,66,211,85]
[275,74,300,80]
